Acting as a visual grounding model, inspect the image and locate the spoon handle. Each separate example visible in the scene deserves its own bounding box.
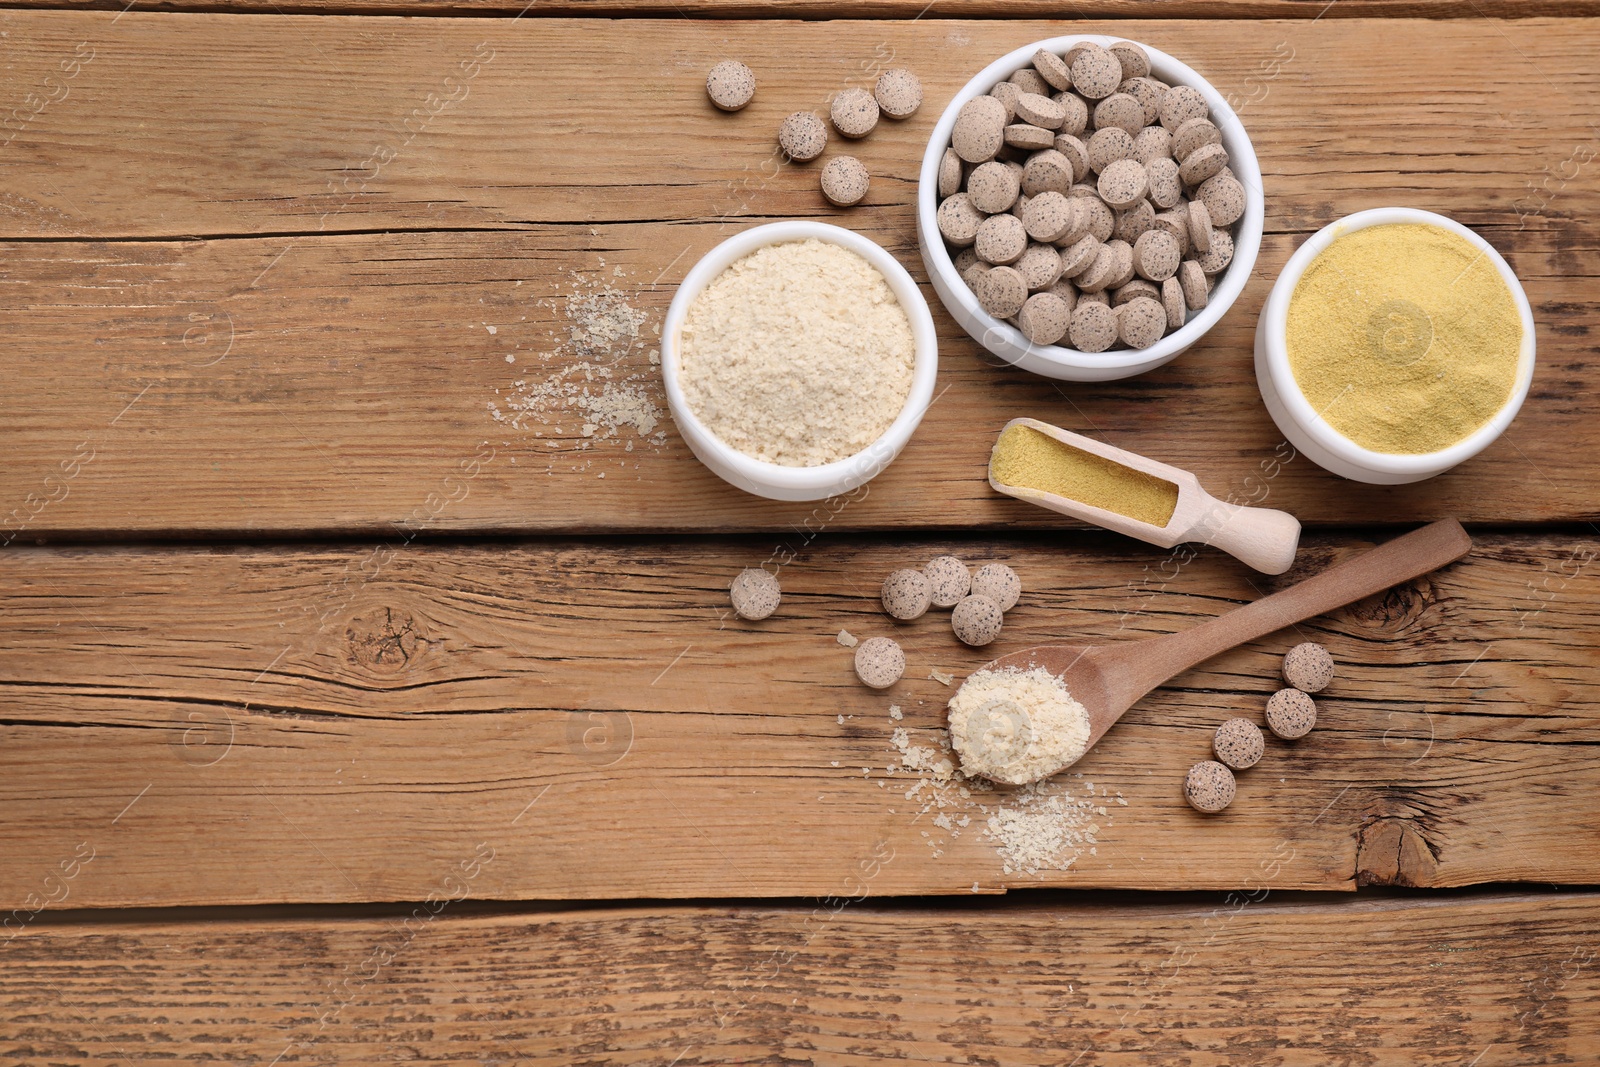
[1140,518,1473,687]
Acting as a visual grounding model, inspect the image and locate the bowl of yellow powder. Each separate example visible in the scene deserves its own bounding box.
[1255,208,1535,484]
[662,222,939,501]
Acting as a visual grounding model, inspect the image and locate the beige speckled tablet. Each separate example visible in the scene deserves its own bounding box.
[1111,198,1155,243]
[1086,126,1135,173]
[967,160,1020,214]
[1283,642,1335,692]
[1153,208,1191,256]
[975,212,1028,265]
[923,555,971,607]
[874,68,923,119]
[778,111,828,162]
[1159,84,1209,131]
[990,80,1022,123]
[1057,232,1101,277]
[1032,48,1074,91]
[1194,226,1233,274]
[855,636,905,689]
[938,148,963,198]
[1187,199,1212,253]
[960,259,991,286]
[1161,275,1186,330]
[820,155,870,206]
[976,265,1028,318]
[1014,92,1067,131]
[1093,93,1145,136]
[1196,172,1246,227]
[1017,290,1072,345]
[1078,288,1109,307]
[706,60,756,112]
[1266,687,1317,739]
[1068,299,1119,352]
[954,247,982,275]
[1113,278,1159,306]
[1146,156,1183,209]
[1132,124,1174,166]
[1074,242,1119,293]
[1171,116,1222,162]
[1178,141,1228,185]
[936,192,985,247]
[1021,190,1074,242]
[730,567,780,620]
[1120,76,1167,127]
[1107,238,1136,288]
[1118,295,1166,348]
[1133,228,1181,281]
[1069,44,1123,100]
[1063,42,1094,66]
[881,568,932,620]
[970,562,1022,611]
[1109,40,1151,80]
[831,87,880,139]
[1009,67,1052,97]
[1015,242,1063,291]
[1096,158,1148,209]
[1178,259,1208,310]
[1053,92,1090,136]
[1185,760,1236,813]
[1047,277,1080,312]
[1021,149,1073,197]
[1083,196,1115,242]
[952,95,1007,163]
[952,594,1004,647]
[1004,123,1056,151]
[1213,718,1264,770]
[1052,134,1090,182]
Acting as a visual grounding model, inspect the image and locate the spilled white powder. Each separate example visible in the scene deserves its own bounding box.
[880,712,1114,873]
[678,239,915,467]
[487,268,664,457]
[947,667,1090,786]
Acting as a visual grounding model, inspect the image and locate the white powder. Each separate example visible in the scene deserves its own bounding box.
[947,667,1091,786]
[678,239,915,468]
[879,710,1111,872]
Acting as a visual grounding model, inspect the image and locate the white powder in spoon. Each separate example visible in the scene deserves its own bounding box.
[677,238,915,468]
[947,666,1090,785]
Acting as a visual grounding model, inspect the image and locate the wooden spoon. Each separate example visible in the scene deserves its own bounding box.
[953,519,1473,784]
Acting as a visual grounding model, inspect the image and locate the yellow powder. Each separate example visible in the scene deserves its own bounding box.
[1286,223,1523,455]
[991,424,1178,528]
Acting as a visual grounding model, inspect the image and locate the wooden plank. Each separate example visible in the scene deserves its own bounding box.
[0,223,1594,536]
[1,15,1596,237]
[6,0,1600,19]
[3,893,1597,1062]
[2,16,1596,533]
[1,531,1595,907]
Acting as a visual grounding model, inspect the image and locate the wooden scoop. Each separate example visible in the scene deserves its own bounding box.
[958,519,1473,784]
[989,418,1303,574]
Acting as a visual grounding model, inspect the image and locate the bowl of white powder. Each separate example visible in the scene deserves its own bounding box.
[662,222,939,501]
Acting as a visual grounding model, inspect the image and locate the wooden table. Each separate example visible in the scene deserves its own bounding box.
[2,1,1597,1061]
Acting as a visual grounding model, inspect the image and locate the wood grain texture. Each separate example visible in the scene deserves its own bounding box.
[0,223,1593,535]
[1,530,1595,907]
[6,0,1600,18]
[3,893,1597,1063]
[1,16,1595,533]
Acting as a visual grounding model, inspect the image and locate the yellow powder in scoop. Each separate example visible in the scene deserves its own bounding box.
[1286,223,1523,455]
[991,423,1178,528]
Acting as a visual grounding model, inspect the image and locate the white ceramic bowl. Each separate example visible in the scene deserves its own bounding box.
[661,221,940,502]
[917,36,1264,382]
[1254,207,1536,484]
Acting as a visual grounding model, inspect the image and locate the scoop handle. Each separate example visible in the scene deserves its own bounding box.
[1140,519,1472,687]
[1189,497,1303,575]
